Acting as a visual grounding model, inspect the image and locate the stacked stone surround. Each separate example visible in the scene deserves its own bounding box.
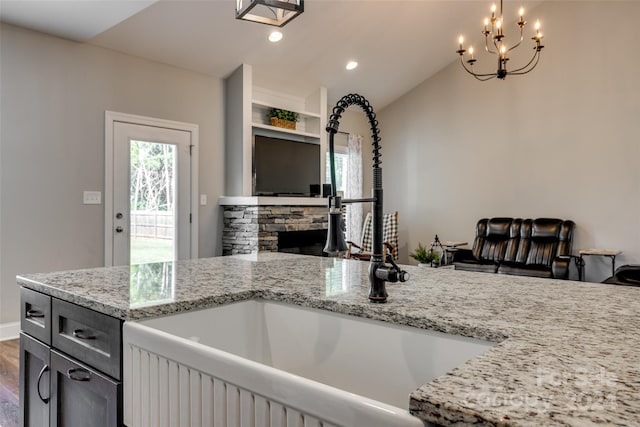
[223,205,328,255]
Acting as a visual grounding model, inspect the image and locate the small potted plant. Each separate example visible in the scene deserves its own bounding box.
[410,242,440,267]
[268,108,299,130]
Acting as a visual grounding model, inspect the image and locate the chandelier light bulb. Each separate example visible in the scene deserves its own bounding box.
[491,3,497,14]
[345,61,358,71]
[535,20,541,30]
[519,7,524,17]
[496,19,502,29]
[458,35,464,45]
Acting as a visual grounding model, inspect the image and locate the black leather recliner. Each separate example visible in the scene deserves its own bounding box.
[602,265,640,287]
[452,218,514,274]
[453,217,575,279]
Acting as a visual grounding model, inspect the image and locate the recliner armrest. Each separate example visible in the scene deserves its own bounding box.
[552,256,571,279]
[451,248,476,263]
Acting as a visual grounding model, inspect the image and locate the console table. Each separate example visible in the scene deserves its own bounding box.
[579,248,622,281]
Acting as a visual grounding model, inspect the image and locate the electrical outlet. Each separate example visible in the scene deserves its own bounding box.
[83,191,101,205]
[200,194,207,206]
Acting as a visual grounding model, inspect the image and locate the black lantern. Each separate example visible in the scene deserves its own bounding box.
[235,0,304,27]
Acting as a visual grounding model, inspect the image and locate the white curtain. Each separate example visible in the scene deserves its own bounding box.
[345,134,363,244]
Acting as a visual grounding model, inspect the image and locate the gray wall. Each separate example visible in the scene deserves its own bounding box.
[380,1,640,282]
[334,109,373,210]
[0,24,225,324]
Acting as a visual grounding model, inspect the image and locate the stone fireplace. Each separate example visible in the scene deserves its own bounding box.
[221,198,328,256]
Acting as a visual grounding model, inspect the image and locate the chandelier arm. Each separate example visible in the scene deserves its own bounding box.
[509,51,541,75]
[473,73,497,82]
[509,49,540,74]
[484,36,498,54]
[492,37,501,54]
[507,28,526,52]
[459,58,498,78]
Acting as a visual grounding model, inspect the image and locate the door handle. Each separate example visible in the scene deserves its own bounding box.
[37,365,50,403]
[116,212,123,219]
[67,368,91,382]
[72,328,97,340]
[115,226,124,233]
[26,309,45,318]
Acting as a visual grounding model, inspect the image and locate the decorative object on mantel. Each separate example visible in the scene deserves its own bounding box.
[235,0,304,27]
[410,242,441,267]
[456,0,544,80]
[268,108,299,130]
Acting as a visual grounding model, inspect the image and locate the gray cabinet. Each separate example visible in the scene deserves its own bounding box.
[19,333,51,427]
[50,350,120,427]
[20,288,123,427]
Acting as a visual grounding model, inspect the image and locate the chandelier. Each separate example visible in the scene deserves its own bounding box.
[456,0,544,80]
[235,0,304,27]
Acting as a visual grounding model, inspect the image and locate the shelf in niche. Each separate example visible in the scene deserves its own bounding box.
[251,100,321,119]
[252,123,321,139]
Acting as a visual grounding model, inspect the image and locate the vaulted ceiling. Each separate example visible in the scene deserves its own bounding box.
[1,0,543,109]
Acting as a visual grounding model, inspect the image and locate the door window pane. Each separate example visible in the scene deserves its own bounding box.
[129,140,177,264]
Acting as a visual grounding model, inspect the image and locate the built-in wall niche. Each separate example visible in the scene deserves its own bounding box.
[252,86,322,139]
[223,64,327,198]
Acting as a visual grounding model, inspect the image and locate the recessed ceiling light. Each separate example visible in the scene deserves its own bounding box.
[346,61,358,71]
[268,31,283,43]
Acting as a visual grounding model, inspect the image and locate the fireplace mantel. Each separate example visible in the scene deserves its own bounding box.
[219,196,328,207]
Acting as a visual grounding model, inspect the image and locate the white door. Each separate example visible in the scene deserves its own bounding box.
[105,113,198,266]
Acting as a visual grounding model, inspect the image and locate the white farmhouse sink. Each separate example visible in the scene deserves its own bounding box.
[138,300,495,409]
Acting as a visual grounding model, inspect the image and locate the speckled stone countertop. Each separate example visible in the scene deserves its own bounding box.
[17,253,640,426]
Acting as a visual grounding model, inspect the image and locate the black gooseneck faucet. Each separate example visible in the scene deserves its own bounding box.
[323,94,409,303]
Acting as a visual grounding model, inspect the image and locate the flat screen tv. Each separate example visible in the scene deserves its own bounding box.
[254,135,321,196]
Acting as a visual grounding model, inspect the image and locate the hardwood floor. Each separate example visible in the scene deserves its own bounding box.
[0,339,19,427]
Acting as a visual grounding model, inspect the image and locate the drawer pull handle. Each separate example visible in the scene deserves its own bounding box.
[67,368,91,382]
[72,328,96,340]
[37,365,50,403]
[27,309,45,318]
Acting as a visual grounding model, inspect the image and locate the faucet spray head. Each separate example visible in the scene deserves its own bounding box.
[323,196,348,255]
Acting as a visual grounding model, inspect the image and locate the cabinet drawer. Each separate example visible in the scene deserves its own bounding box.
[52,299,121,380]
[21,287,51,345]
[50,350,121,427]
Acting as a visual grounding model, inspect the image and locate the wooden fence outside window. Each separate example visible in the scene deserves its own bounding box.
[131,211,174,239]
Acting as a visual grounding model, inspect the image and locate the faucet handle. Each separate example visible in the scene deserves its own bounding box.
[385,254,410,283]
[398,270,410,282]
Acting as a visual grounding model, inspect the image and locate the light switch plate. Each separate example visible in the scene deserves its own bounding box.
[200,194,207,206]
[83,191,101,205]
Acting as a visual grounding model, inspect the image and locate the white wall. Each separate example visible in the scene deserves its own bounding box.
[0,24,225,324]
[380,1,640,282]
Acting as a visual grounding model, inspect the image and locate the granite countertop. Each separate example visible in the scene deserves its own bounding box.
[17,253,640,426]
